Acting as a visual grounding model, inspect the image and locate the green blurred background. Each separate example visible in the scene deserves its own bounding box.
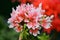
[0,0,19,40]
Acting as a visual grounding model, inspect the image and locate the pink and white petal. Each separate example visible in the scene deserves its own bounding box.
[27,23,32,29]
[33,33,37,36]
[9,24,14,28]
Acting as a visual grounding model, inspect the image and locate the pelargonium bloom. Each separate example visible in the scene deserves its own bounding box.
[8,3,53,36]
[29,28,40,36]
[27,0,60,33]
[41,15,54,29]
[26,3,45,30]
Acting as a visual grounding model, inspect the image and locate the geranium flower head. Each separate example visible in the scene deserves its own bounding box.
[8,3,53,36]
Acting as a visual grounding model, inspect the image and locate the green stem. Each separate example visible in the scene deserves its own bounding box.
[19,24,27,40]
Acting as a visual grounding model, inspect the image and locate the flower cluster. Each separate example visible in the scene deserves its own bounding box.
[8,3,53,36]
[18,0,60,33]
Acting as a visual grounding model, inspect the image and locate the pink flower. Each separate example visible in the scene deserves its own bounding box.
[8,3,53,36]
[14,26,23,32]
[29,28,40,36]
[26,3,45,30]
[41,15,54,29]
[26,8,40,29]
[26,3,34,11]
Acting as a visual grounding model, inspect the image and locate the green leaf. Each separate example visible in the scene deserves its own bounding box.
[37,33,49,40]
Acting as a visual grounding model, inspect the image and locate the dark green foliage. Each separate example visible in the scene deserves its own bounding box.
[0,16,19,40]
